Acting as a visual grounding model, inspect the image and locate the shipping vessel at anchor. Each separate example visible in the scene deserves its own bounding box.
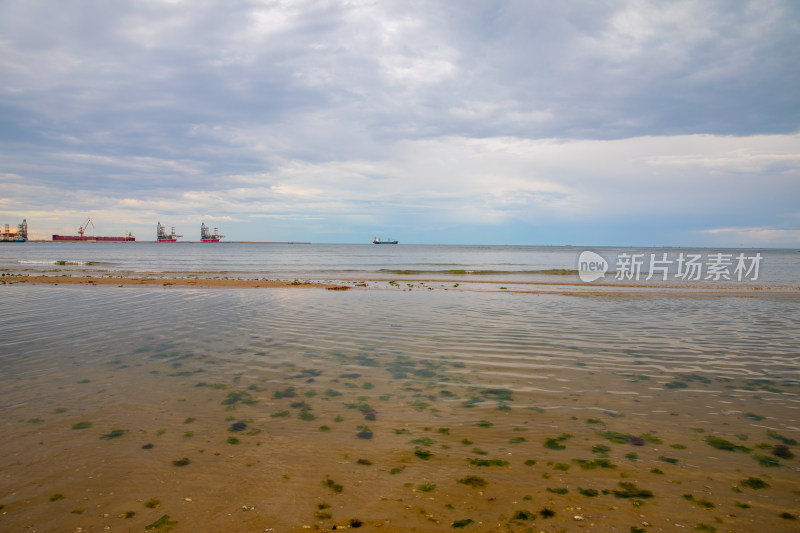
[1,219,28,242]
[373,236,398,244]
[201,222,224,242]
[52,217,135,241]
[157,222,182,242]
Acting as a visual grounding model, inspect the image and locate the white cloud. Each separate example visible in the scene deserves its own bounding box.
[700,226,800,246]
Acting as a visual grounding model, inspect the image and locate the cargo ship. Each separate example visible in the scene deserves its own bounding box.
[157,222,182,242]
[200,222,224,242]
[1,219,27,242]
[373,236,398,244]
[52,218,135,241]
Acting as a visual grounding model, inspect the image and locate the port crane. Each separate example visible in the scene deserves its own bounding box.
[78,217,95,238]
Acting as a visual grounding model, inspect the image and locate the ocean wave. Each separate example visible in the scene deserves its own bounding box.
[378,268,578,276]
[18,260,114,266]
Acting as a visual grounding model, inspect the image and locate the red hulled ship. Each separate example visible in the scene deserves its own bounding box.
[53,218,135,241]
[1,219,28,242]
[201,222,224,242]
[157,222,181,242]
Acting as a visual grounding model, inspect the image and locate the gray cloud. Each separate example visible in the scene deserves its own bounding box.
[0,0,798,244]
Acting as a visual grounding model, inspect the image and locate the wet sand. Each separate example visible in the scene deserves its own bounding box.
[6,272,800,298]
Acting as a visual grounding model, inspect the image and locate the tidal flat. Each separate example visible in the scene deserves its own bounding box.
[0,285,798,532]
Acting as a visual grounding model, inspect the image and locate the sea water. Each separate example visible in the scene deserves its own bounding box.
[1,249,799,531]
[2,242,799,286]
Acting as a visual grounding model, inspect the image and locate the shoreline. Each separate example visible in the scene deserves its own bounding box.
[6,274,344,289]
[5,272,800,297]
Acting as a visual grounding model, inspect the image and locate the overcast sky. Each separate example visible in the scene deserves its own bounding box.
[1,0,799,245]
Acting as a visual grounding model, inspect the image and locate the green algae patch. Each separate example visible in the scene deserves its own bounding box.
[596,430,632,444]
[766,430,797,445]
[573,458,617,470]
[592,444,611,456]
[323,477,343,493]
[511,510,536,521]
[145,514,178,531]
[221,390,257,406]
[739,476,770,490]
[72,421,92,430]
[754,453,780,467]
[99,429,125,440]
[467,457,509,467]
[612,482,654,499]
[544,433,572,450]
[457,476,487,488]
[683,494,715,509]
[356,425,373,439]
[411,436,435,447]
[705,435,750,452]
[414,448,433,460]
[695,523,717,532]
[478,388,513,402]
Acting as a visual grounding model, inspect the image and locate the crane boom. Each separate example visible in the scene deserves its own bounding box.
[79,217,95,238]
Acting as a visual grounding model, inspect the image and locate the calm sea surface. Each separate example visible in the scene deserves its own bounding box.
[1,244,799,531]
[1,242,799,286]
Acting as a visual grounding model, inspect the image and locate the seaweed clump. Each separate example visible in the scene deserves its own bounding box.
[145,515,178,531]
[221,391,257,406]
[323,477,343,493]
[511,510,536,521]
[457,476,487,488]
[612,482,654,499]
[544,433,572,450]
[772,444,794,459]
[99,429,126,440]
[740,477,770,490]
[705,435,750,452]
